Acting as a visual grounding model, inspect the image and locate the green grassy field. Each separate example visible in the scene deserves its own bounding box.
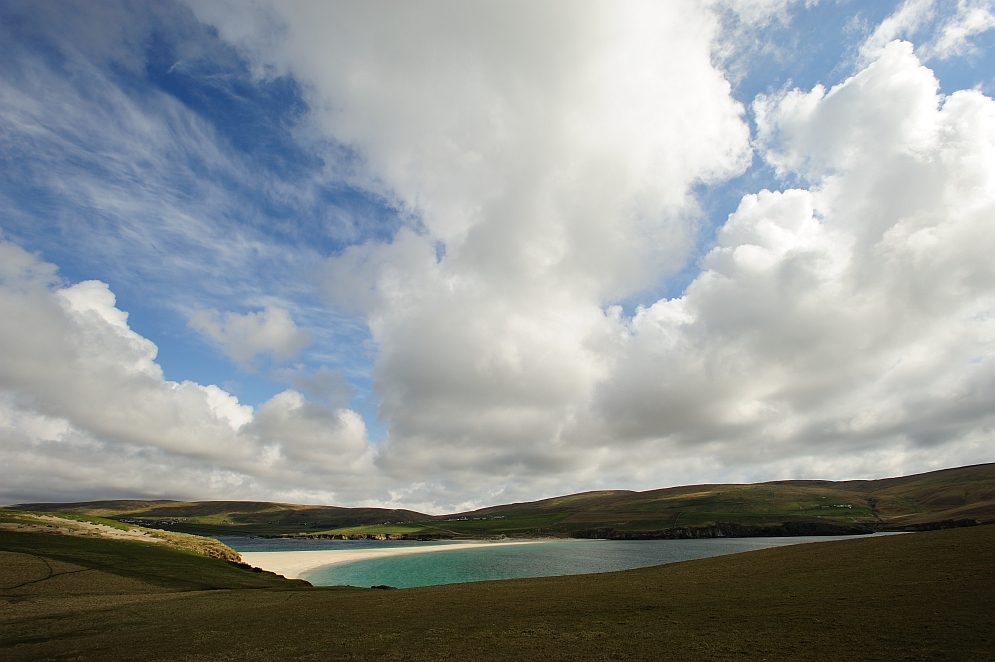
[9,463,995,538]
[4,500,430,537]
[453,462,995,537]
[1,523,992,660]
[0,530,304,592]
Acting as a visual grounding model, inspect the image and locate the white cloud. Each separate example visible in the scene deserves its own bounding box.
[0,1,356,353]
[178,3,995,507]
[858,0,935,66]
[189,306,311,367]
[197,1,751,288]
[756,41,941,179]
[216,1,755,503]
[858,0,995,64]
[271,364,355,407]
[0,239,375,504]
[250,390,370,466]
[595,40,995,483]
[4,3,995,510]
[927,0,995,59]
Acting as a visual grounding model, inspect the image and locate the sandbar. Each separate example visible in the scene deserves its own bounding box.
[240,539,555,579]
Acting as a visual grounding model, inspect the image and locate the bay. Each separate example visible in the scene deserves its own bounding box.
[223,535,879,589]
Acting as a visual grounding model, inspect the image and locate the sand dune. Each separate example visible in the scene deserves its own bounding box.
[241,539,553,579]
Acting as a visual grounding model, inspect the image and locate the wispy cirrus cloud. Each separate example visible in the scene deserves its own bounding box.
[928,0,995,58]
[858,0,995,64]
[0,0,389,403]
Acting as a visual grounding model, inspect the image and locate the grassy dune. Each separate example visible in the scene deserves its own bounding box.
[0,509,244,561]
[5,500,428,537]
[1,522,993,660]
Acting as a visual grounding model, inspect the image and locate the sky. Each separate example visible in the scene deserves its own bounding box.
[2,0,995,513]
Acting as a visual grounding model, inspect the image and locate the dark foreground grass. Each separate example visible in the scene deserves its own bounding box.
[0,530,306,592]
[2,525,993,661]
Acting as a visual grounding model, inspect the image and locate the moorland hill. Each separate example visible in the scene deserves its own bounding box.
[9,462,994,538]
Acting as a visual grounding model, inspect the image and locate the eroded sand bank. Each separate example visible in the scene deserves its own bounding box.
[241,539,554,579]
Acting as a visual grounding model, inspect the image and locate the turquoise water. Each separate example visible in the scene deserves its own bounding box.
[266,536,863,588]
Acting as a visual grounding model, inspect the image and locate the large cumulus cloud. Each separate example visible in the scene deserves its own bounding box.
[288,16,992,502]
[0,239,375,504]
[207,4,994,503]
[2,1,994,510]
[597,40,995,483]
[195,0,762,505]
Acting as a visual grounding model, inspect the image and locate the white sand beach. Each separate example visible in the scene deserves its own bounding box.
[240,539,554,579]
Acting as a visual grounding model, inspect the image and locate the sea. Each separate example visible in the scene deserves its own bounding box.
[219,535,882,589]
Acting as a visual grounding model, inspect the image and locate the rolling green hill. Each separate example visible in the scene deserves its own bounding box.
[1,519,992,660]
[8,462,994,538]
[288,462,995,538]
[6,499,428,537]
[0,528,306,594]
[440,461,995,537]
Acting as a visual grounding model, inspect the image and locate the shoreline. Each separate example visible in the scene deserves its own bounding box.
[240,539,558,579]
[239,532,912,581]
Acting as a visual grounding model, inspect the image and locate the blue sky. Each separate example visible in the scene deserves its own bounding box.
[2,0,995,510]
[1,1,393,408]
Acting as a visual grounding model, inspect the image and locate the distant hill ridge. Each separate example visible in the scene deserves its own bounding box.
[8,462,994,539]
